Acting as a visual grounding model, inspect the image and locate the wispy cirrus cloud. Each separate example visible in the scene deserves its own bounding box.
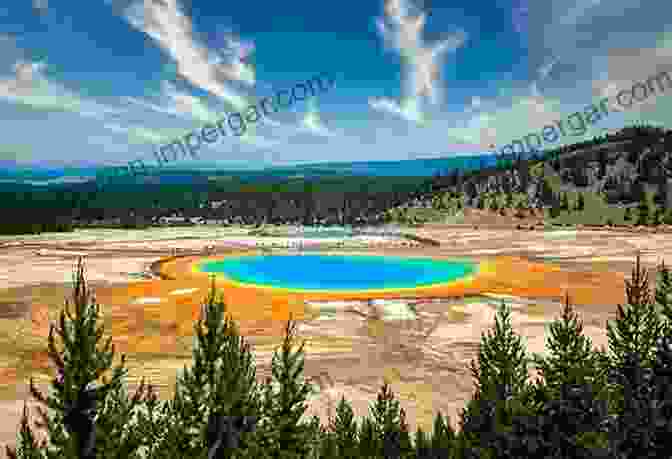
[371,0,467,124]
[116,0,253,109]
[368,96,423,124]
[108,0,313,150]
[0,59,122,119]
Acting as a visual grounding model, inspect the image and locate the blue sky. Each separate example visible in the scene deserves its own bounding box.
[0,0,670,170]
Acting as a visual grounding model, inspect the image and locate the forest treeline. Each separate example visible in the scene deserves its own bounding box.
[6,253,672,458]
[2,123,672,234]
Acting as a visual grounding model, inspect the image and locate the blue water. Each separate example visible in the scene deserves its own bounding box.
[285,227,354,238]
[198,254,476,291]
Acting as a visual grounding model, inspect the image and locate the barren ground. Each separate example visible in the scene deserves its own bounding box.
[0,221,669,455]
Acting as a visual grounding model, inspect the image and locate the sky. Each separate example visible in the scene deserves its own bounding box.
[0,0,670,170]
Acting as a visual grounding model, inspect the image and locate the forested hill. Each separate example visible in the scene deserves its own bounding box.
[426,124,672,213]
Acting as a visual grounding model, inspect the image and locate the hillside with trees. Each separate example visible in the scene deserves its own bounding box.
[412,124,672,228]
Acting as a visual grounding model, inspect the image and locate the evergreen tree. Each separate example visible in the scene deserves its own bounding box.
[7,404,44,459]
[528,293,612,456]
[665,208,672,225]
[654,206,664,226]
[143,279,261,459]
[637,194,650,225]
[489,196,499,212]
[576,193,585,211]
[459,302,531,457]
[255,317,315,459]
[358,417,378,458]
[560,193,570,211]
[606,253,665,416]
[369,381,403,458]
[6,257,151,459]
[429,412,455,458]
[604,341,672,459]
[468,301,530,399]
[414,427,430,459]
[328,396,359,458]
[656,260,672,334]
[126,384,175,459]
[504,192,514,209]
[397,408,414,458]
[317,429,338,459]
[533,292,608,396]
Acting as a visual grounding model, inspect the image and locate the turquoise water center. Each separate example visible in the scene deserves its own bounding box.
[197,254,477,291]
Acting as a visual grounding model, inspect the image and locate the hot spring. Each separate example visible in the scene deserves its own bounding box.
[196,254,477,291]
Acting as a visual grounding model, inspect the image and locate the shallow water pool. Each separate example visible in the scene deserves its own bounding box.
[197,254,476,291]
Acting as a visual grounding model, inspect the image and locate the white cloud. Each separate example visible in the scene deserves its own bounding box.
[0,60,120,118]
[559,0,603,26]
[119,0,253,109]
[369,96,424,124]
[33,0,48,14]
[373,0,467,124]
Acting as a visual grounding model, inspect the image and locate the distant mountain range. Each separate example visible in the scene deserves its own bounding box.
[0,154,498,186]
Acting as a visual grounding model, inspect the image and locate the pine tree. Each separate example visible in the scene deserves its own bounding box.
[637,194,650,225]
[656,260,672,334]
[126,384,175,459]
[429,412,455,458]
[606,253,665,416]
[608,253,663,367]
[143,278,261,459]
[414,427,430,459]
[459,302,531,457]
[369,381,403,459]
[397,408,413,458]
[489,196,499,212]
[7,404,44,459]
[468,301,530,402]
[527,293,612,456]
[255,317,315,459]
[357,417,378,458]
[505,192,514,209]
[6,257,151,459]
[560,193,570,211]
[329,396,359,458]
[317,429,338,459]
[654,206,664,226]
[533,292,607,396]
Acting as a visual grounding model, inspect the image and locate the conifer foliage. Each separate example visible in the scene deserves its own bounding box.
[328,396,359,458]
[253,317,316,459]
[458,301,533,458]
[607,253,663,376]
[142,278,261,459]
[533,292,606,397]
[6,257,151,459]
